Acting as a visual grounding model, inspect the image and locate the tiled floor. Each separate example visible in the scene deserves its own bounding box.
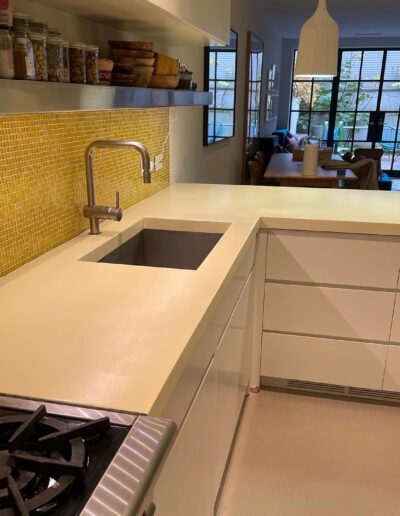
[218,391,400,516]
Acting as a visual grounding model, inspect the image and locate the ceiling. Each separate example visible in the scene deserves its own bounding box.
[262,0,400,39]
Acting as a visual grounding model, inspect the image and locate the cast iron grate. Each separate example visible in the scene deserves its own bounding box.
[0,405,111,515]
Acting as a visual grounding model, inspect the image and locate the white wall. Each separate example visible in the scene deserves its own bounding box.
[278,36,400,131]
[168,0,283,184]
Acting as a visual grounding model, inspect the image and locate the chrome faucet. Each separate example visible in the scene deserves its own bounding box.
[83,140,151,235]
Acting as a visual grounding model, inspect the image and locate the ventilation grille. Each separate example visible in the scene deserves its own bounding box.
[263,377,400,404]
[287,379,346,395]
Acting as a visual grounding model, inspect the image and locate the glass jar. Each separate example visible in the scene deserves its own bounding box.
[47,27,60,38]
[69,42,86,84]
[29,16,47,35]
[47,35,62,82]
[13,12,30,37]
[61,39,69,83]
[0,1,13,28]
[0,24,14,78]
[13,36,35,79]
[85,44,98,85]
[30,32,47,81]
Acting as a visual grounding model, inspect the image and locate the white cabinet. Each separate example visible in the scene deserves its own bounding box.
[212,272,252,503]
[155,272,253,515]
[266,230,400,289]
[263,283,395,342]
[261,332,387,390]
[154,359,216,516]
[390,296,400,343]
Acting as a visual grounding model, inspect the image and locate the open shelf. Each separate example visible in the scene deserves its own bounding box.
[0,80,213,114]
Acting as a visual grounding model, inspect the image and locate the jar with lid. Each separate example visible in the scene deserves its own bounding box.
[0,23,14,78]
[69,42,86,84]
[61,40,69,83]
[85,44,98,85]
[30,32,47,81]
[47,35,62,82]
[13,12,30,37]
[29,16,47,35]
[0,0,13,28]
[13,36,35,79]
[47,27,60,38]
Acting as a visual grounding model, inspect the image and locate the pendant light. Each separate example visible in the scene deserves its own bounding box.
[295,0,339,78]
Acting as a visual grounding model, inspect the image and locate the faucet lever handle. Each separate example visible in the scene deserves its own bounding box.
[115,191,120,209]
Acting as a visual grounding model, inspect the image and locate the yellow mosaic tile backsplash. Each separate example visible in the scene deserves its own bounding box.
[0,109,170,277]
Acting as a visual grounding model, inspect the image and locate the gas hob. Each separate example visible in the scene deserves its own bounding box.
[0,395,175,515]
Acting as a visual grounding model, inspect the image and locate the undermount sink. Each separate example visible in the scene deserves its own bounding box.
[81,220,229,270]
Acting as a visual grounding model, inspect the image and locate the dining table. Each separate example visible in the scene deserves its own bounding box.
[264,153,358,188]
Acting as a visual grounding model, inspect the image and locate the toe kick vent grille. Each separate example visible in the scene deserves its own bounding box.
[261,377,400,404]
[287,379,346,394]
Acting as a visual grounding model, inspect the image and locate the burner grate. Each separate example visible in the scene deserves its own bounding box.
[0,405,112,515]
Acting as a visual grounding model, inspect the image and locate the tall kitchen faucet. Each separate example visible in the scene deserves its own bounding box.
[83,140,151,235]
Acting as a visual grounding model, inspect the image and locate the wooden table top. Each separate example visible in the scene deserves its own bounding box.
[265,153,358,182]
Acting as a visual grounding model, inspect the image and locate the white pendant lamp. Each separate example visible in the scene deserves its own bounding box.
[295,0,339,78]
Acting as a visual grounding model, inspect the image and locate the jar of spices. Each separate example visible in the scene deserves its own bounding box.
[61,40,69,82]
[85,44,99,85]
[47,35,62,82]
[0,23,14,78]
[30,32,47,81]
[29,16,47,35]
[69,42,86,84]
[0,1,13,28]
[14,36,35,79]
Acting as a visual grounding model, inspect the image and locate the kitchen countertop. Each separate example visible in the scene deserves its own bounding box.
[1,183,400,415]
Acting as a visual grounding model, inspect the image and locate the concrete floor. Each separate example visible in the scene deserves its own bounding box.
[218,390,400,516]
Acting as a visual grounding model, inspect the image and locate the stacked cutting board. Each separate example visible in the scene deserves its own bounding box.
[108,40,180,89]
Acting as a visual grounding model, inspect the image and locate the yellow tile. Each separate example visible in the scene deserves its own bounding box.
[0,108,170,277]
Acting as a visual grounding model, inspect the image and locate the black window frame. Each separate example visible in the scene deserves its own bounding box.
[203,29,239,146]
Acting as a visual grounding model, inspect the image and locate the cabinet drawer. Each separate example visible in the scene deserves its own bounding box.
[266,230,400,289]
[263,283,395,341]
[383,345,400,391]
[390,296,400,343]
[261,332,387,389]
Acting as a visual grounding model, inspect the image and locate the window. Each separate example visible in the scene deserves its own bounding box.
[289,48,400,175]
[204,30,238,146]
[247,42,264,137]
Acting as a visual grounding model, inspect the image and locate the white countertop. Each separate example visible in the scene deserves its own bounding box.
[1,183,400,415]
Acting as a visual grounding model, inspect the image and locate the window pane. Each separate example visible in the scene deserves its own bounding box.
[376,143,395,170]
[361,51,383,80]
[216,53,236,80]
[337,82,358,110]
[310,113,330,138]
[355,113,370,140]
[341,51,362,80]
[382,116,398,142]
[215,87,235,109]
[357,81,379,111]
[312,81,333,110]
[380,82,400,111]
[209,52,216,80]
[292,81,312,110]
[335,112,356,140]
[216,110,234,137]
[384,51,400,80]
[290,111,309,134]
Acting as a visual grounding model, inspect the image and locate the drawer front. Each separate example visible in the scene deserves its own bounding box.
[390,295,400,343]
[263,283,395,341]
[383,345,400,391]
[261,332,387,390]
[266,230,400,289]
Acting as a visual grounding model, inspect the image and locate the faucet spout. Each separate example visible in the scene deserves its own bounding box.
[83,140,152,235]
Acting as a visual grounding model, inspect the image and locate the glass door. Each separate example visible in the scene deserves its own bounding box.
[329,49,400,175]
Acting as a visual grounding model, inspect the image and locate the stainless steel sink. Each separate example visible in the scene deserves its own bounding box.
[97,228,223,270]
